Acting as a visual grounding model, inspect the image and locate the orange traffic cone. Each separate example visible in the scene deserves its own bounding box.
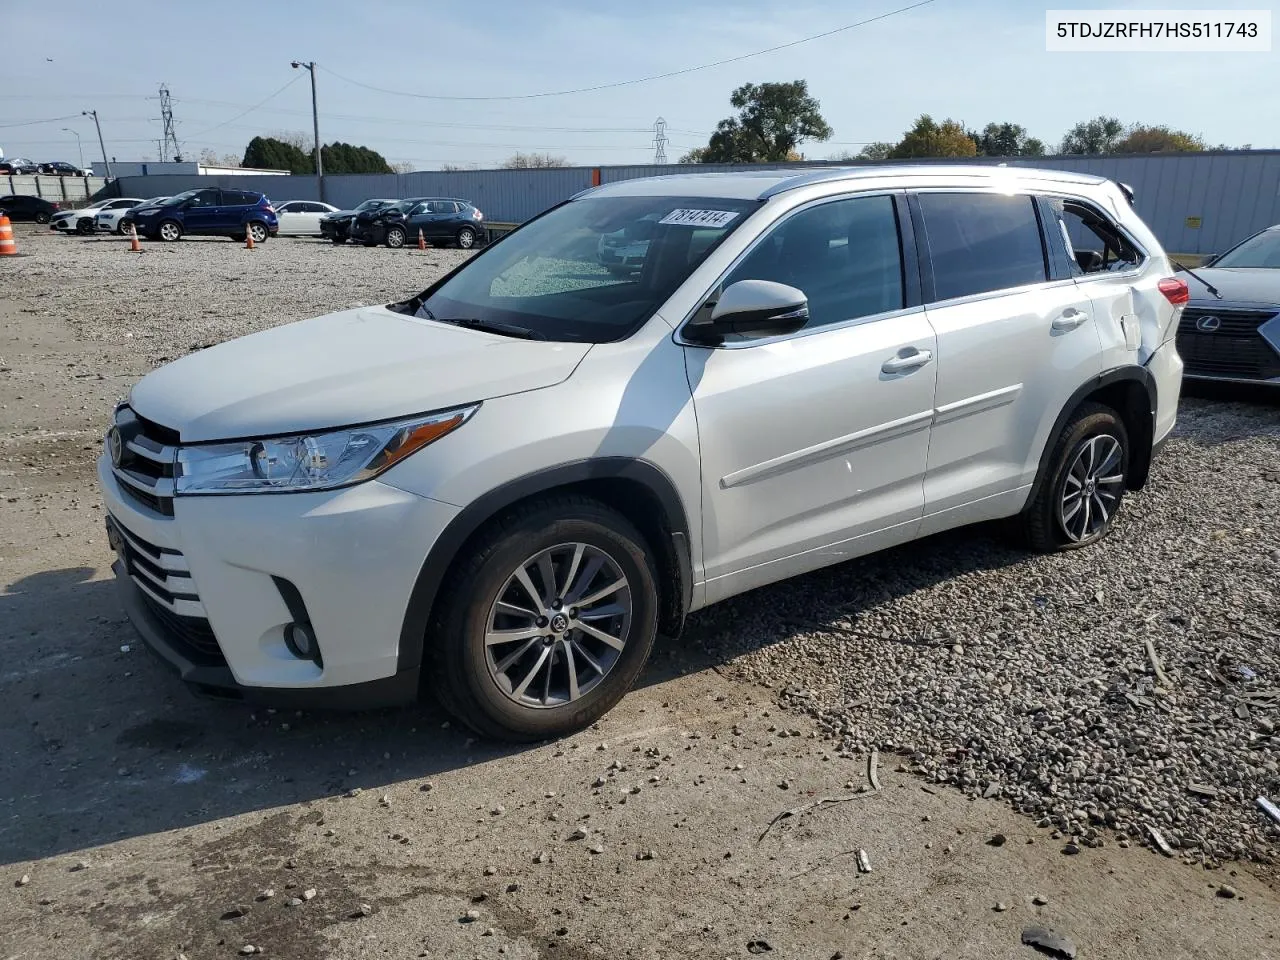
[417,228,426,251]
[0,215,16,256]
[128,222,142,253]
[244,227,255,251]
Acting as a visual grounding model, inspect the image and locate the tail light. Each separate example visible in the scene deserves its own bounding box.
[1158,277,1189,305]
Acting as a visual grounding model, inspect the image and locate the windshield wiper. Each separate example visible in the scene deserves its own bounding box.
[1172,259,1222,299]
[435,317,547,340]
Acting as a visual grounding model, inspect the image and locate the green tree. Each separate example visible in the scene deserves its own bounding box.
[686,80,832,163]
[1112,124,1205,153]
[242,136,312,173]
[1059,116,1125,155]
[321,142,394,174]
[968,122,1045,157]
[888,115,977,159]
[857,141,895,161]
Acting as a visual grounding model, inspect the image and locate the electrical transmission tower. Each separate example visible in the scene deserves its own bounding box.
[159,85,183,162]
[652,117,668,165]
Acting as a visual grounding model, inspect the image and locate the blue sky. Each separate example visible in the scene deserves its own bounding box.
[1,0,1275,169]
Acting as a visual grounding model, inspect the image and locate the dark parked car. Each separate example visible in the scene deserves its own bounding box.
[0,194,61,223]
[355,197,486,249]
[0,158,40,175]
[319,198,396,244]
[120,188,278,243]
[38,161,86,177]
[1175,224,1280,387]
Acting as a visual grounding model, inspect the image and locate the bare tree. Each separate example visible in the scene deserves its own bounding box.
[501,152,568,169]
[390,161,415,173]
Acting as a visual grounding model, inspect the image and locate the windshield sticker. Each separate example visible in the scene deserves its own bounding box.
[659,209,740,228]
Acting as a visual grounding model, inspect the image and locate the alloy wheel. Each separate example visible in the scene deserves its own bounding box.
[458,228,475,249]
[159,221,181,241]
[1059,434,1124,543]
[248,223,267,243]
[484,542,632,709]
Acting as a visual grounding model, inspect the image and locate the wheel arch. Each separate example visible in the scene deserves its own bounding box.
[397,458,694,676]
[1028,366,1157,511]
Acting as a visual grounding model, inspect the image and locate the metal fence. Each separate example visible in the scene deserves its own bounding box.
[102,150,1280,254]
[3,175,109,204]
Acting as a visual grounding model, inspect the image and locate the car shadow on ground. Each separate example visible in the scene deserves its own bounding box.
[0,522,1028,867]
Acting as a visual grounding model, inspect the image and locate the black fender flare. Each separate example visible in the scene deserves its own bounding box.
[1025,365,1158,511]
[396,458,694,675]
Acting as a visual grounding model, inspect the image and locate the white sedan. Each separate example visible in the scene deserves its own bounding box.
[96,197,166,234]
[49,198,118,234]
[273,200,340,237]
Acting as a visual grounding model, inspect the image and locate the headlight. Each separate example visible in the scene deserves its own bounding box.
[174,406,477,495]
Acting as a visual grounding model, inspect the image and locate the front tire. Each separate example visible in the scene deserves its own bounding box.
[76,218,93,235]
[116,220,132,235]
[158,220,182,242]
[385,226,406,248]
[429,497,659,742]
[1018,402,1129,552]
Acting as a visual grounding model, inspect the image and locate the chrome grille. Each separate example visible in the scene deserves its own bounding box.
[109,405,178,516]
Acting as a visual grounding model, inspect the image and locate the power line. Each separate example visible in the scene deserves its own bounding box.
[317,0,939,101]
[0,114,82,128]
[182,74,304,139]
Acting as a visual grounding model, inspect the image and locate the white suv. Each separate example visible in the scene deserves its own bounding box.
[100,165,1185,740]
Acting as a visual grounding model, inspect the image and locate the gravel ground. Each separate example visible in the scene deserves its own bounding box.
[4,225,1280,878]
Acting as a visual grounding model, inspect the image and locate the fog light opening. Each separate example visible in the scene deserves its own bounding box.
[284,622,322,666]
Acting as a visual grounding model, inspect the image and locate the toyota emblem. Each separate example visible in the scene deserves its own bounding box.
[107,426,124,467]
[1195,315,1222,333]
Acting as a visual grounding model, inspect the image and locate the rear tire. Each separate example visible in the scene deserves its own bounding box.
[247,221,269,244]
[428,496,659,742]
[158,220,182,242]
[1017,402,1130,552]
[456,226,476,249]
[35,211,51,224]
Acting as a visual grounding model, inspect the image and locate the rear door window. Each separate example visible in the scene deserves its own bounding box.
[918,193,1048,301]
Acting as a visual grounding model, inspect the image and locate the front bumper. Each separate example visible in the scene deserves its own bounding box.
[99,453,461,708]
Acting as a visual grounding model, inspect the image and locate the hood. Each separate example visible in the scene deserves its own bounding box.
[129,305,592,442]
[1185,267,1280,307]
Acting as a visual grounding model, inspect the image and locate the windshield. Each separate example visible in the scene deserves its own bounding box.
[1213,229,1280,268]
[416,195,760,343]
[158,190,198,207]
[354,199,392,213]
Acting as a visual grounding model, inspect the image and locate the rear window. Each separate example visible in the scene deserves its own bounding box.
[919,193,1048,301]
[223,190,260,206]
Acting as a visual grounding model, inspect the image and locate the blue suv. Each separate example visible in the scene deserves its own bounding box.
[120,188,278,243]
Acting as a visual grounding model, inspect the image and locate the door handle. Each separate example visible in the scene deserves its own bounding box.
[1052,309,1089,331]
[881,349,933,374]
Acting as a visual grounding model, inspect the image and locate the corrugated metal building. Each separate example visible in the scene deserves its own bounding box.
[109,150,1280,254]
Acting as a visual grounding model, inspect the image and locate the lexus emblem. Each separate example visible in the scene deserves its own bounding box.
[107,426,124,467]
[1195,315,1222,333]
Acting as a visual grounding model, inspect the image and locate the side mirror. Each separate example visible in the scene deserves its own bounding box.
[1201,254,1217,267]
[686,280,809,343]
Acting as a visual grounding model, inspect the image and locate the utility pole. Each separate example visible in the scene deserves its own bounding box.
[82,110,110,178]
[291,60,323,201]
